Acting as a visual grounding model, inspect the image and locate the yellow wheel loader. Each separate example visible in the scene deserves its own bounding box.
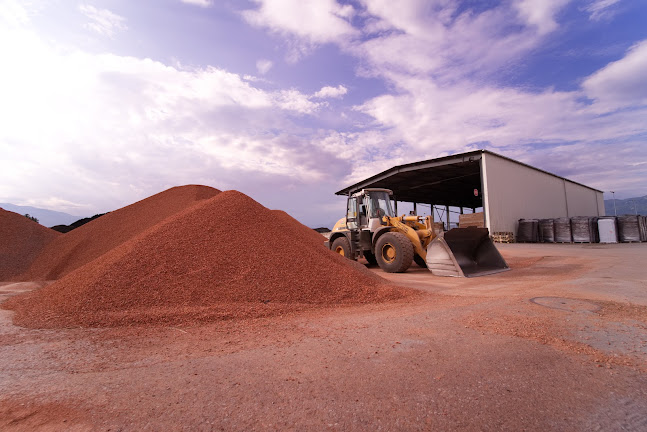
[325,188,509,277]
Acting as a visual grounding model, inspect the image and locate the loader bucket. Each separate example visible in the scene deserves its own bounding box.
[426,227,509,277]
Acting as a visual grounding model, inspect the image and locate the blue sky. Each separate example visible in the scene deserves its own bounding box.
[0,0,646,227]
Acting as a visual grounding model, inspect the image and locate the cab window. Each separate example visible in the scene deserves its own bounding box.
[346,198,358,229]
[347,198,357,219]
[367,192,394,218]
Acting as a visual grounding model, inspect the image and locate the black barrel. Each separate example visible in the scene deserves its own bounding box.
[554,218,572,243]
[640,216,647,242]
[590,217,600,243]
[617,215,641,242]
[539,219,555,243]
[571,216,593,243]
[517,219,539,243]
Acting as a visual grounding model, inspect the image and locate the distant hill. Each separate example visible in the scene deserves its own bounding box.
[0,203,82,228]
[50,213,107,233]
[604,195,647,216]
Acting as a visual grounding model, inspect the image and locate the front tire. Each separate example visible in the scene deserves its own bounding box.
[375,232,414,273]
[331,236,353,260]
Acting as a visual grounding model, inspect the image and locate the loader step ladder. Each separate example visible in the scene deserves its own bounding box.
[350,230,361,259]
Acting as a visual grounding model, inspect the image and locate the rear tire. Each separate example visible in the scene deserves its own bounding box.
[331,236,353,260]
[375,232,414,273]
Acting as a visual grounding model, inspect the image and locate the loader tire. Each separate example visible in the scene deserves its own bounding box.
[364,251,378,266]
[414,254,428,269]
[375,232,414,273]
[331,236,353,260]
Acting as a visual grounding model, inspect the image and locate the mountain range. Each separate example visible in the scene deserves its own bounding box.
[2,194,645,229]
[0,203,82,228]
[604,195,647,216]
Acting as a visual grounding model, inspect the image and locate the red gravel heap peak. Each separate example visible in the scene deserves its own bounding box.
[0,208,61,281]
[19,185,221,281]
[5,190,410,328]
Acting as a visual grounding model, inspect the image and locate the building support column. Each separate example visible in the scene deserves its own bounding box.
[480,154,491,232]
[563,179,570,218]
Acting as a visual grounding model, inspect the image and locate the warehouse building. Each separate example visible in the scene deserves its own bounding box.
[336,150,605,235]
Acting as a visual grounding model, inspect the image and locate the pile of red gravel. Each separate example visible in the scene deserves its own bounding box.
[5,190,410,328]
[19,185,220,281]
[271,209,329,244]
[0,209,61,281]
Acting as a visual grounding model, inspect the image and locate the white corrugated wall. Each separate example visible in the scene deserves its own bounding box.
[482,153,604,234]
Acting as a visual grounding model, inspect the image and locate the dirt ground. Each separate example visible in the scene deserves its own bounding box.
[1,243,647,431]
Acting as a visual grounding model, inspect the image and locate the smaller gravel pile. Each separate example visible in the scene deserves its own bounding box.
[20,185,220,281]
[0,209,61,281]
[5,191,410,328]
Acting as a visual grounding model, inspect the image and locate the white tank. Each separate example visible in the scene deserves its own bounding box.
[597,218,618,243]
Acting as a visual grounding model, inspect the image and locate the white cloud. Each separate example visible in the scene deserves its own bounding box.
[582,39,647,111]
[274,89,321,113]
[242,0,358,45]
[265,0,642,195]
[356,70,646,151]
[3,0,646,222]
[240,0,567,79]
[0,24,341,214]
[499,139,647,198]
[180,0,212,7]
[242,0,570,75]
[79,4,127,38]
[316,129,411,185]
[256,58,273,75]
[353,0,571,82]
[346,61,647,191]
[22,197,92,214]
[361,0,454,39]
[585,0,621,21]
[0,0,32,27]
[313,85,348,99]
[513,0,571,35]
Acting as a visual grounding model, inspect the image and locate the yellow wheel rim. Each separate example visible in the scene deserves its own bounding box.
[381,243,396,263]
[335,246,345,256]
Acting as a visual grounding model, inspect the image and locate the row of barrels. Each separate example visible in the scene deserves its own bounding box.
[517,215,647,243]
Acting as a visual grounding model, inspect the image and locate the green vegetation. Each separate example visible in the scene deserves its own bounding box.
[24,214,39,223]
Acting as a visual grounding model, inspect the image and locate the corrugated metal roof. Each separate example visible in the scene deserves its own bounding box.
[335,150,602,207]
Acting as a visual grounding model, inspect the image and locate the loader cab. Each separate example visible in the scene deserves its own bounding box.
[346,189,394,232]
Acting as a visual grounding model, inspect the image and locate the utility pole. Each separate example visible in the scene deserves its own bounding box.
[611,191,617,216]
[632,200,637,215]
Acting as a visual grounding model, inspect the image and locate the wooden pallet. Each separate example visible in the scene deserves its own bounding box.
[491,232,514,243]
[459,212,485,228]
